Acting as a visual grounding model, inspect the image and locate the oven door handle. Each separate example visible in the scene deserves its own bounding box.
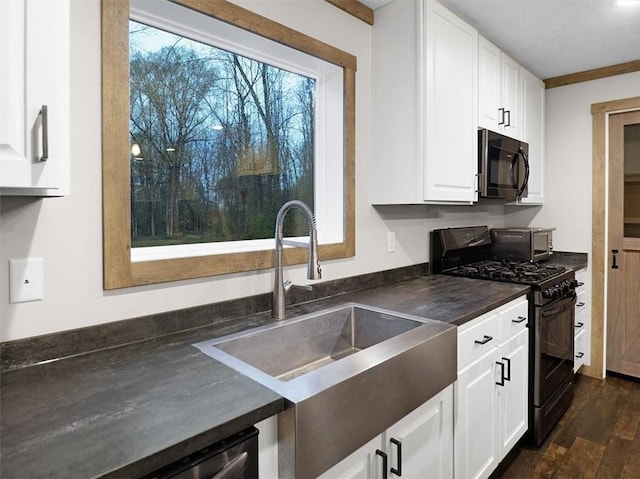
[541,295,577,317]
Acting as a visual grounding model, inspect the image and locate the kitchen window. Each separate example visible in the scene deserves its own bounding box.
[102,0,356,288]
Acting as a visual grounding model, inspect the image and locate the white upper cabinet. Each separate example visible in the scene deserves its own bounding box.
[0,0,70,196]
[478,36,522,140]
[478,37,502,132]
[372,0,478,204]
[500,54,522,139]
[478,36,546,205]
[517,67,545,205]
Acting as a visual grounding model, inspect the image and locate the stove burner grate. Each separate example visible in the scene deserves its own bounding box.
[445,259,567,285]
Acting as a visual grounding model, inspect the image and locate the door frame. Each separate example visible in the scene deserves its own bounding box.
[588,96,640,379]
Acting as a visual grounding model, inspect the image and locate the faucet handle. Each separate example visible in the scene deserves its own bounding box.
[292,284,313,292]
[283,280,313,295]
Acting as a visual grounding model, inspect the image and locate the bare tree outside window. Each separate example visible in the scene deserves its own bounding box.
[129,21,315,248]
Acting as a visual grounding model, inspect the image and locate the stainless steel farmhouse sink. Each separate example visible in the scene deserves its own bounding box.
[194,303,457,479]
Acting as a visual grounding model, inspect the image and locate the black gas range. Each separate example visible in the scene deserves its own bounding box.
[431,225,577,447]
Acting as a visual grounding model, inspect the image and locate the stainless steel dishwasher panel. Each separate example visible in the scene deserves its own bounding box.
[146,427,258,479]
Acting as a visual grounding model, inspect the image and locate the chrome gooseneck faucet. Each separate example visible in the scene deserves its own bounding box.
[272,200,322,319]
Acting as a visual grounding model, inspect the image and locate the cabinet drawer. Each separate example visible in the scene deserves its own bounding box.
[576,289,587,315]
[575,329,587,372]
[574,314,586,336]
[498,298,529,344]
[458,312,500,369]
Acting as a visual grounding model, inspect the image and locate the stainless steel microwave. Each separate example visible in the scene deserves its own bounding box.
[490,227,554,262]
[478,129,530,201]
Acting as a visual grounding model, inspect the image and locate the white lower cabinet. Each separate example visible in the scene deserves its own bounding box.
[320,384,454,479]
[574,269,591,372]
[256,385,454,479]
[255,415,279,479]
[455,296,529,479]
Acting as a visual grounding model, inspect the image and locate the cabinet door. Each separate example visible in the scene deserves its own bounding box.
[500,53,521,139]
[422,0,478,203]
[496,327,529,459]
[386,385,453,479]
[518,67,545,205]
[0,0,70,196]
[455,350,499,479]
[0,1,26,166]
[318,434,379,479]
[478,36,501,131]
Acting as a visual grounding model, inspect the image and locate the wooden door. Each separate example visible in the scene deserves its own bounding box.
[607,109,640,378]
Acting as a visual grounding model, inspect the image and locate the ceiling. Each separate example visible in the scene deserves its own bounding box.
[361,0,640,80]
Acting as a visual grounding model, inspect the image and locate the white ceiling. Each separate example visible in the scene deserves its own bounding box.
[362,0,640,80]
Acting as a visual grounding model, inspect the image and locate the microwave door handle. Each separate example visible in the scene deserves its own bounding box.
[517,148,530,197]
[510,154,518,191]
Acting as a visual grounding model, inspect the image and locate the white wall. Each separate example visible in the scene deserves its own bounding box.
[0,0,508,342]
[506,72,640,254]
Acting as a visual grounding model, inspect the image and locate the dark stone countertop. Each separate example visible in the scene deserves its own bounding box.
[549,251,588,272]
[0,274,530,478]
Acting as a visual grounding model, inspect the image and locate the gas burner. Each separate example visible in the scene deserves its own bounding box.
[445,259,567,285]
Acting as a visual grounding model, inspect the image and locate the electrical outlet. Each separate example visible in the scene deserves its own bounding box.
[9,258,44,303]
[387,232,396,253]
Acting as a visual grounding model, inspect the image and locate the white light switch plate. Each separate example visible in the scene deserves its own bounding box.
[9,258,44,303]
[387,232,396,253]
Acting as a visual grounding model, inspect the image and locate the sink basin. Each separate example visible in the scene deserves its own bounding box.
[209,303,423,382]
[194,303,457,479]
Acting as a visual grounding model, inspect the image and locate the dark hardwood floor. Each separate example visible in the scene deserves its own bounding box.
[499,374,640,479]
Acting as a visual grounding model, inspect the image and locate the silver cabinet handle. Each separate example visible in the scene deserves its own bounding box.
[39,105,48,161]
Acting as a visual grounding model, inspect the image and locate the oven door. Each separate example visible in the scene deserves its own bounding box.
[532,230,553,262]
[534,294,576,407]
